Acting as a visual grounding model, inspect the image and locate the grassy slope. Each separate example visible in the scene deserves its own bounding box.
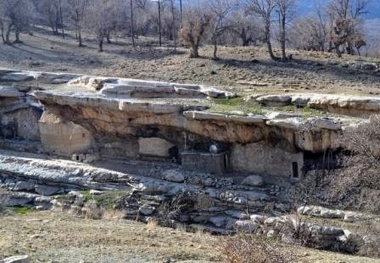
[0,211,379,263]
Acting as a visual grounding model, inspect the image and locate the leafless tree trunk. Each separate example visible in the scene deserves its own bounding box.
[180,7,211,58]
[276,0,296,61]
[0,19,4,43]
[208,0,236,60]
[247,0,277,60]
[68,0,88,47]
[169,0,177,51]
[5,22,13,44]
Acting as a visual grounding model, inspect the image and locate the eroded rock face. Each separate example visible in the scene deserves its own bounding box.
[39,109,94,156]
[138,137,175,158]
[2,69,376,177]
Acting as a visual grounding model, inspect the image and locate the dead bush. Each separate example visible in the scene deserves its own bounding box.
[0,189,9,216]
[179,7,211,58]
[158,192,197,226]
[83,200,105,220]
[291,116,380,214]
[219,234,291,263]
[354,221,380,258]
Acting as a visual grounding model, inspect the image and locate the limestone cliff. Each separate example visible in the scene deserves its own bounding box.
[0,70,375,178]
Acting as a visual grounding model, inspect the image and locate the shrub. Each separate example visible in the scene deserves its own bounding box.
[219,234,290,263]
[0,189,9,216]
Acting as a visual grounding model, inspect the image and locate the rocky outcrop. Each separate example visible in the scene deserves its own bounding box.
[254,93,380,117]
[0,69,376,178]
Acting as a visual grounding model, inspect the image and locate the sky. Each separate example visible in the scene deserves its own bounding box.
[297,0,380,19]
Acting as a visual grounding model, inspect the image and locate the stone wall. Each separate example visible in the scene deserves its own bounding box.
[230,142,304,178]
[1,107,41,141]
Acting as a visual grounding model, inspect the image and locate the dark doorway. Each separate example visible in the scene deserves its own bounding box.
[292,162,299,178]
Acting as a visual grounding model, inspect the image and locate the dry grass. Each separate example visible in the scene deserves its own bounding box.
[0,210,379,262]
[1,26,380,97]
[0,189,9,216]
[219,234,291,263]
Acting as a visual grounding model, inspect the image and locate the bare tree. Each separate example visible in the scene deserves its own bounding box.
[290,15,328,51]
[229,10,262,46]
[354,35,366,56]
[34,0,63,35]
[208,0,236,59]
[86,0,126,51]
[246,0,277,60]
[326,0,369,56]
[276,0,297,61]
[0,0,35,44]
[180,6,211,58]
[67,0,89,47]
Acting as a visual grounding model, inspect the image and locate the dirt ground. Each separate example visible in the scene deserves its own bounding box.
[1,27,380,97]
[1,210,379,263]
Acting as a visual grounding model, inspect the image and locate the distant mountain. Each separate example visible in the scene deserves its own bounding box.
[296,0,380,19]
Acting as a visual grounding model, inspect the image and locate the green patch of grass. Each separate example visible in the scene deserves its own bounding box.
[9,206,35,215]
[272,105,328,118]
[210,97,328,118]
[82,190,128,209]
[210,97,265,115]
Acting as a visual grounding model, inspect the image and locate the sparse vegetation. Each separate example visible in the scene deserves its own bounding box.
[210,97,328,118]
[210,97,265,115]
[8,206,35,215]
[0,189,8,216]
[219,234,291,263]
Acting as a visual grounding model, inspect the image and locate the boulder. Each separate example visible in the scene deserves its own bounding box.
[361,63,377,70]
[241,175,264,187]
[69,76,116,90]
[234,220,260,233]
[1,255,30,263]
[224,210,249,219]
[250,214,267,224]
[343,212,371,222]
[0,73,34,82]
[0,86,24,97]
[13,181,35,191]
[291,95,310,107]
[266,117,303,129]
[266,111,302,119]
[34,185,61,196]
[256,95,292,106]
[298,206,344,219]
[203,88,227,98]
[139,205,156,216]
[209,216,227,227]
[174,87,205,97]
[162,170,185,183]
[308,118,341,130]
[5,192,37,206]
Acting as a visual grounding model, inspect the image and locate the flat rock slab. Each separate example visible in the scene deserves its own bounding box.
[1,255,30,263]
[0,86,24,97]
[257,95,292,106]
[0,73,35,82]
